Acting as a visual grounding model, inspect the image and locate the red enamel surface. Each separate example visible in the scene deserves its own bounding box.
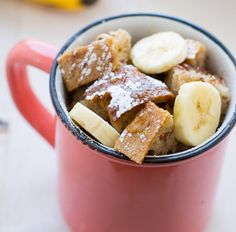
[6,39,58,146]
[56,119,226,232]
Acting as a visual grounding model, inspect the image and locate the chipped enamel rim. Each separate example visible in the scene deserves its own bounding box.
[50,13,236,163]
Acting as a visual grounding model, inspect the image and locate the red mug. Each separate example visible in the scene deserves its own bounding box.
[6,14,236,232]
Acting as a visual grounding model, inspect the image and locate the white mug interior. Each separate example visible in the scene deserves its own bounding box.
[53,14,236,160]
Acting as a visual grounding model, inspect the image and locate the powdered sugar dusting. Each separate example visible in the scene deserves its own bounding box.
[78,44,96,80]
[96,66,102,71]
[108,86,136,118]
[85,65,172,120]
[139,133,146,142]
[66,38,113,81]
[94,39,113,74]
[88,53,97,65]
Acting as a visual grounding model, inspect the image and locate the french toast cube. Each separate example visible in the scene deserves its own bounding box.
[58,36,120,92]
[165,64,230,115]
[59,29,132,92]
[114,102,175,164]
[185,39,206,67]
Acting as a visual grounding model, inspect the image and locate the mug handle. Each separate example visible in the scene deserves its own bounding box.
[6,40,59,147]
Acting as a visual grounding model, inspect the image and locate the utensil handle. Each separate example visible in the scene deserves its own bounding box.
[6,39,59,147]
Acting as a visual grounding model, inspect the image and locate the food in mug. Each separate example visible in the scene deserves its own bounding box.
[58,29,230,164]
[131,31,187,74]
[69,102,120,147]
[114,101,176,164]
[103,29,132,64]
[58,29,131,92]
[173,82,221,146]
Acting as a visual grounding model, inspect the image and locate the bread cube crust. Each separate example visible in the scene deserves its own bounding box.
[58,29,132,92]
[58,36,119,92]
[114,102,175,164]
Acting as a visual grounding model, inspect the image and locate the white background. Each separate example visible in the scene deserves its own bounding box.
[0,0,236,231]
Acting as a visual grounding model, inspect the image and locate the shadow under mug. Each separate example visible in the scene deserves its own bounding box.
[6,13,236,232]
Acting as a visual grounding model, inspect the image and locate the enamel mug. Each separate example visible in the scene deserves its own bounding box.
[6,14,236,232]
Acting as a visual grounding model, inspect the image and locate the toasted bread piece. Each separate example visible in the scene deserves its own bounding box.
[114,102,175,164]
[185,39,206,67]
[85,65,174,126]
[58,37,119,92]
[59,29,132,92]
[97,29,131,64]
[165,64,230,115]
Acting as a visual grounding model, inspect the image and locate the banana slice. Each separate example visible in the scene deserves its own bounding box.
[131,31,187,74]
[174,82,221,146]
[69,102,120,147]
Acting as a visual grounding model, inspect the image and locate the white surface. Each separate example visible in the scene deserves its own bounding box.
[0,0,236,231]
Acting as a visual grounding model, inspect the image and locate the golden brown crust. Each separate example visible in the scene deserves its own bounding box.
[114,102,175,164]
[58,36,120,92]
[59,29,132,92]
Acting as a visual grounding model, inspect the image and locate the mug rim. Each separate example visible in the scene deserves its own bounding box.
[49,13,236,163]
